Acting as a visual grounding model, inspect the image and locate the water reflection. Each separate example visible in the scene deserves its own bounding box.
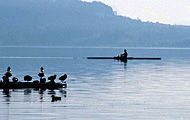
[115,59,127,64]
[24,88,32,95]
[1,88,67,103]
[3,89,11,97]
[115,59,127,69]
[1,47,190,119]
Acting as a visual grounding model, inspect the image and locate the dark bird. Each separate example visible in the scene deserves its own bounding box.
[2,76,9,83]
[5,66,12,78]
[4,72,12,78]
[12,77,19,82]
[59,74,67,83]
[7,67,11,71]
[38,67,44,78]
[40,78,46,83]
[51,95,61,102]
[33,80,40,84]
[48,74,56,83]
[24,75,32,82]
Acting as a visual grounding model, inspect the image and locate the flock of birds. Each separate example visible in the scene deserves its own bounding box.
[1,67,67,102]
[2,67,67,83]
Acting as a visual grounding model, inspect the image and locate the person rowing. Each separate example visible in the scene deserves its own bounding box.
[121,49,128,58]
[115,49,128,58]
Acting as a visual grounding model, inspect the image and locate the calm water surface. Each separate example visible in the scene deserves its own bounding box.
[0,47,190,120]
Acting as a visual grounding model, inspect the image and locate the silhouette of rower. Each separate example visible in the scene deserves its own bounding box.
[121,49,128,58]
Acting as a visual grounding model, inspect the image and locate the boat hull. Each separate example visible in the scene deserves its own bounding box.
[87,57,161,60]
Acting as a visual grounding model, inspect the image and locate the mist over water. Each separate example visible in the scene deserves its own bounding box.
[0,46,190,119]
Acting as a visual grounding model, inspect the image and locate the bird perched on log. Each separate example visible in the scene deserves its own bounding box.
[59,74,67,83]
[38,67,44,79]
[5,67,12,78]
[4,72,12,78]
[2,76,9,83]
[24,75,32,82]
[12,77,19,82]
[51,95,61,102]
[3,67,12,83]
[48,74,56,83]
[7,67,11,72]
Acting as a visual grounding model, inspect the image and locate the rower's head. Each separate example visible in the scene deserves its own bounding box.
[124,49,127,52]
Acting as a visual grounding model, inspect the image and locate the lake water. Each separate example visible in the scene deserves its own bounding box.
[0,46,190,120]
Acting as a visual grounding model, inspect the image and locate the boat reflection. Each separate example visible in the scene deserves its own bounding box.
[115,59,127,68]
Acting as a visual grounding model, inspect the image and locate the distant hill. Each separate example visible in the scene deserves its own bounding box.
[0,0,190,47]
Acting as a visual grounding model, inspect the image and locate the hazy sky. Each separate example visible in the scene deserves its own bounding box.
[83,0,190,25]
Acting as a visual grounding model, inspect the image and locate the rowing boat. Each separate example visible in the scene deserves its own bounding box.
[87,57,161,60]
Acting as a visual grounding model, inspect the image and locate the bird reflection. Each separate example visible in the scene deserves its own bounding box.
[3,89,11,97]
[39,89,46,94]
[59,88,67,97]
[1,88,67,102]
[24,88,32,95]
[48,89,56,95]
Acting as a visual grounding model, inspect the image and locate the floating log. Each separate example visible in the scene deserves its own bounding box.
[0,81,67,89]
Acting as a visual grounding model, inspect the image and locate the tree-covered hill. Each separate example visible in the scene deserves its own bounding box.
[0,0,190,47]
